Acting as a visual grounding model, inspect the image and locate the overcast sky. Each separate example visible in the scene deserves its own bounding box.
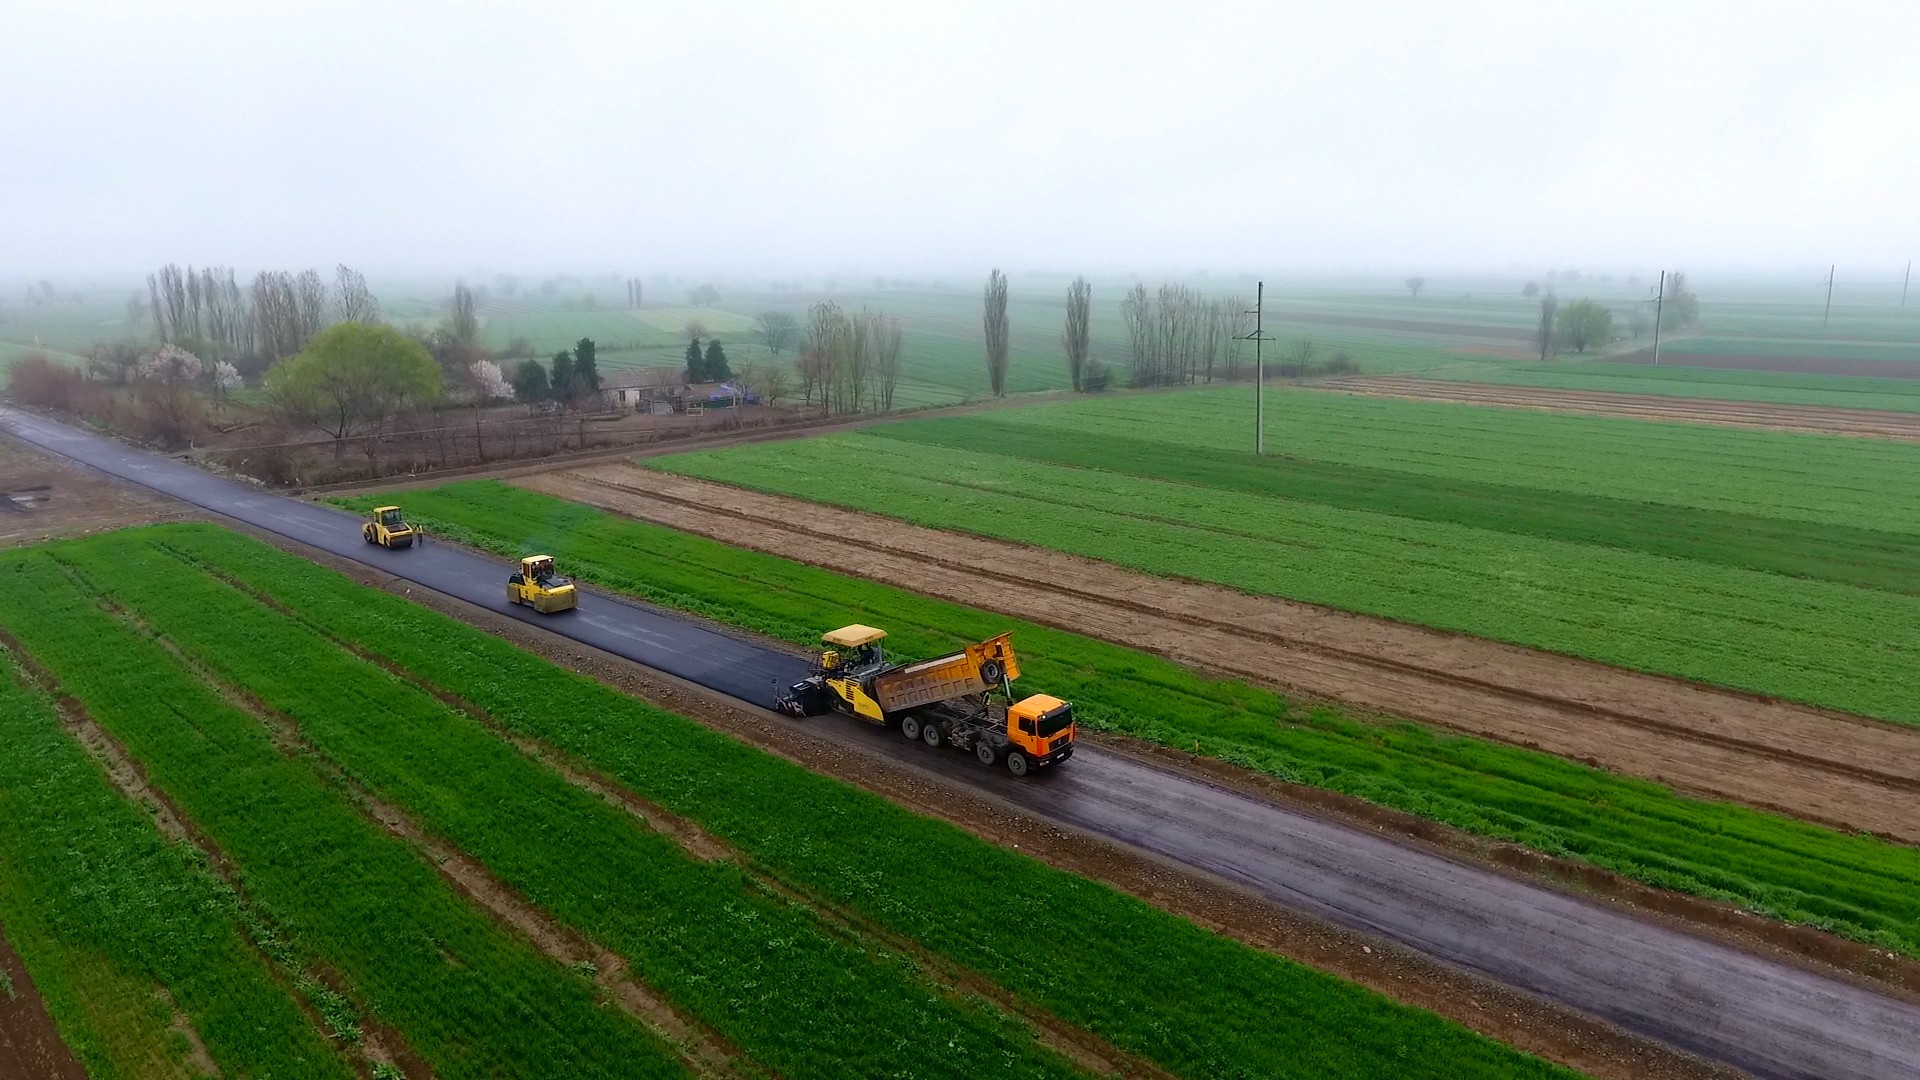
[4,0,1917,279]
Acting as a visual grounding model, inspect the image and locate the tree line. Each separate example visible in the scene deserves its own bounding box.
[1530,272,1700,360]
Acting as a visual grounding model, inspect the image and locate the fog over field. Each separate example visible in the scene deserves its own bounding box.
[2,0,1917,277]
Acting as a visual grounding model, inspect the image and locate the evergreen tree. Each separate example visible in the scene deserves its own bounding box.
[684,338,705,381]
[573,337,600,390]
[550,349,576,398]
[704,338,732,381]
[511,359,550,401]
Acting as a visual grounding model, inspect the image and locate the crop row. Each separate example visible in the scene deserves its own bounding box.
[0,546,689,1080]
[967,387,1920,532]
[657,435,1920,725]
[339,484,1920,961]
[867,414,1920,595]
[175,520,1576,1079]
[0,648,356,1079]
[67,532,1077,1080]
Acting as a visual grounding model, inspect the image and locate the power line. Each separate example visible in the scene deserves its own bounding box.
[1903,261,1911,309]
[1823,264,1836,330]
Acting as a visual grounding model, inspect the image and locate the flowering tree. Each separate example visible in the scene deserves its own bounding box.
[137,343,202,384]
[468,359,513,403]
[134,344,204,447]
[211,360,242,398]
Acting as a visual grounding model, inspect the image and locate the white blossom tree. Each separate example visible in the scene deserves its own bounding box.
[211,360,242,397]
[135,344,204,446]
[137,343,202,384]
[468,359,513,403]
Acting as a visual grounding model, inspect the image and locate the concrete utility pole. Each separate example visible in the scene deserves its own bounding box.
[1650,270,1666,367]
[1243,283,1273,455]
[1824,264,1836,329]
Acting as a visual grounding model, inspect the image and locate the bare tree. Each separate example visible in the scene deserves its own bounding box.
[449,284,480,347]
[335,264,379,323]
[804,301,845,411]
[1121,283,1153,387]
[1281,338,1318,378]
[294,269,330,343]
[1198,300,1226,383]
[756,310,798,357]
[982,268,1009,396]
[1062,277,1091,391]
[1405,276,1427,298]
[251,271,302,363]
[1222,295,1251,380]
[685,319,708,344]
[794,348,828,407]
[870,311,904,410]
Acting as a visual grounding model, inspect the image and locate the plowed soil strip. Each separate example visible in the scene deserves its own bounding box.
[0,921,87,1080]
[523,467,1920,844]
[1316,376,1920,440]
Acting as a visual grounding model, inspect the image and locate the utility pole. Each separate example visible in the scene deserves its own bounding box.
[1242,283,1273,455]
[1650,270,1665,367]
[1824,264,1836,329]
[1903,261,1911,309]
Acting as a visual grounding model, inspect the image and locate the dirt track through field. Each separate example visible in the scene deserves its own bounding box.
[1317,375,1920,440]
[522,467,1920,844]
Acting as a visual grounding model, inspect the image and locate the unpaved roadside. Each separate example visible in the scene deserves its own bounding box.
[1316,375,1920,440]
[0,434,195,548]
[523,467,1920,846]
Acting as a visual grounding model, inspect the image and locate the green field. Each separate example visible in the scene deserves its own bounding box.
[654,387,1920,725]
[0,524,1571,1079]
[336,482,1920,961]
[1424,360,1920,412]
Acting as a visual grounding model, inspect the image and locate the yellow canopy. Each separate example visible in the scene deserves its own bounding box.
[823,624,887,648]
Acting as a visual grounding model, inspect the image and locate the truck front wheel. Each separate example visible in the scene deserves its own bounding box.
[1005,751,1030,777]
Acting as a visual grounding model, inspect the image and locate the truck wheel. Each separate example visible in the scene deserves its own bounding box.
[979,659,1004,685]
[900,716,922,741]
[975,741,998,766]
[922,723,943,748]
[1006,752,1030,777]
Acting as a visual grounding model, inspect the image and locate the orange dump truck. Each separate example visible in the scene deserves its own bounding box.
[776,625,1076,776]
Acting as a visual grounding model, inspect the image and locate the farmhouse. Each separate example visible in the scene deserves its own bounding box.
[598,372,758,414]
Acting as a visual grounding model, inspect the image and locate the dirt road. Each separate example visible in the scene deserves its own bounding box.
[523,467,1920,845]
[1316,375,1920,440]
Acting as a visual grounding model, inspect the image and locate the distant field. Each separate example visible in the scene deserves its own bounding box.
[1425,361,1920,412]
[656,386,1920,725]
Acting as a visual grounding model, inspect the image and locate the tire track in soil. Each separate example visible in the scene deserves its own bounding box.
[522,468,1920,847]
[1315,376,1920,441]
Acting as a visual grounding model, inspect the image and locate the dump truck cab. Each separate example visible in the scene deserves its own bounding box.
[507,554,578,614]
[1003,693,1076,775]
[777,625,1074,775]
[361,505,415,549]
